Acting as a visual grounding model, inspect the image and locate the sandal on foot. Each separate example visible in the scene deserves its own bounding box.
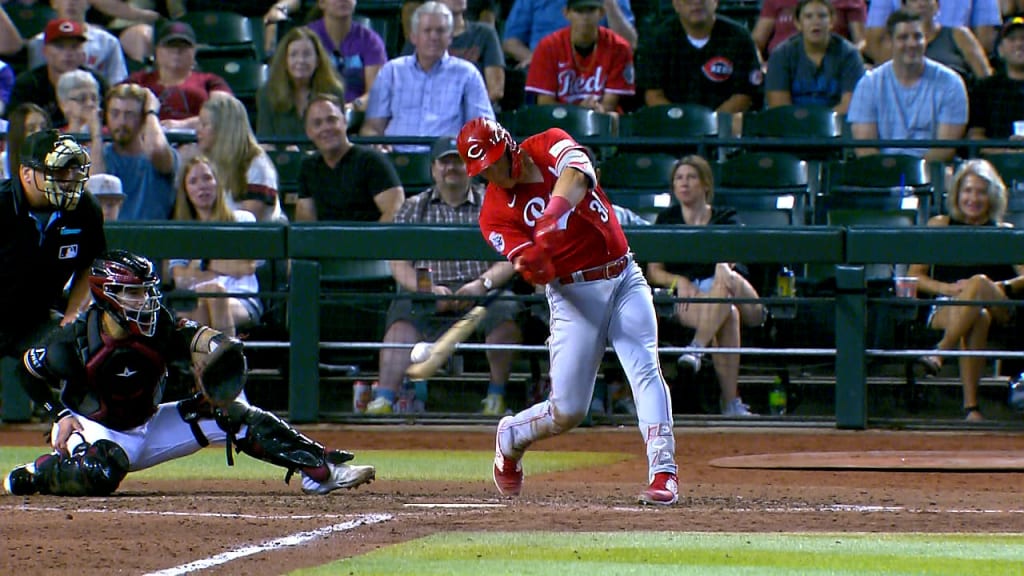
[916,354,942,376]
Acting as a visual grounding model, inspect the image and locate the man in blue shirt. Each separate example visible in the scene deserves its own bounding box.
[95,83,177,221]
[502,0,637,67]
[362,2,493,153]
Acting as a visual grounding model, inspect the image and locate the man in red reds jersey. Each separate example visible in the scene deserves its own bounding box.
[457,117,679,505]
[525,0,635,114]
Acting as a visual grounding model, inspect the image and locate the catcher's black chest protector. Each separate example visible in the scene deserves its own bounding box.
[68,312,167,430]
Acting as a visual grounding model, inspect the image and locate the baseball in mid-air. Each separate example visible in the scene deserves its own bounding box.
[410,342,433,364]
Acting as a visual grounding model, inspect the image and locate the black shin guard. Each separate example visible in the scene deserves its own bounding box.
[221,402,352,484]
[34,440,130,496]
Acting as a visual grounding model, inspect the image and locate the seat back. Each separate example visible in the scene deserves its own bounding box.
[822,154,932,224]
[389,152,433,192]
[599,153,677,222]
[742,105,841,161]
[713,152,810,226]
[7,3,55,38]
[195,56,266,127]
[509,105,614,140]
[622,104,718,138]
[981,153,1024,219]
[179,11,258,59]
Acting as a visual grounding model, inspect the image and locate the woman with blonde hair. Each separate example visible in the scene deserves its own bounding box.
[646,154,766,417]
[909,159,1023,421]
[257,26,345,139]
[168,155,262,338]
[197,92,283,222]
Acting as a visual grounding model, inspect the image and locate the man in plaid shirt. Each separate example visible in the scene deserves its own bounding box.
[366,136,523,415]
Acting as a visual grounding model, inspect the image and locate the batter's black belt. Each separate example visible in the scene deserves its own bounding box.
[559,253,631,285]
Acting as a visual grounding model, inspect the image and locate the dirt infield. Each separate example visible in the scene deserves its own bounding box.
[2,425,1023,575]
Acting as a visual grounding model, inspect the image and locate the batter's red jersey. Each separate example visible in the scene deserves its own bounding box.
[525,27,635,105]
[478,128,628,276]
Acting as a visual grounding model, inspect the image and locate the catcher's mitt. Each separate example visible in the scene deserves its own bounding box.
[196,336,248,409]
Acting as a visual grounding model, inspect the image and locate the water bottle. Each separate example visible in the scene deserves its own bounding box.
[774,266,797,320]
[769,376,787,416]
[352,380,371,414]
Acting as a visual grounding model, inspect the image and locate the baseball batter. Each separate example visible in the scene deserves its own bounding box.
[3,250,375,497]
[457,117,678,505]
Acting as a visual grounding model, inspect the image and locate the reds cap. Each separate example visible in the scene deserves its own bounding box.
[44,19,87,44]
[1004,15,1024,37]
[430,136,460,161]
[567,0,604,9]
[87,174,124,198]
[156,21,197,46]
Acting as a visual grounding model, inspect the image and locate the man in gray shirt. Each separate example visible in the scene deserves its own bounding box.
[848,9,967,162]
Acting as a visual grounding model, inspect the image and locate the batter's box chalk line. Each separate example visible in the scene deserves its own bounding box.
[142,512,393,576]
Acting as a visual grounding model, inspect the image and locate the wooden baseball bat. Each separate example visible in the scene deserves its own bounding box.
[405,288,504,380]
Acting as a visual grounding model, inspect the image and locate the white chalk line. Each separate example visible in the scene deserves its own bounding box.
[142,512,392,576]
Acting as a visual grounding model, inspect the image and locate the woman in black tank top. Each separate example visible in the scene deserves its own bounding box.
[907,159,1023,421]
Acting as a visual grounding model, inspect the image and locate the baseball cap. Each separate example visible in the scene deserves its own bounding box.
[87,174,124,198]
[567,0,604,10]
[156,21,197,46]
[21,129,87,169]
[1004,15,1024,37]
[430,136,460,161]
[44,19,87,44]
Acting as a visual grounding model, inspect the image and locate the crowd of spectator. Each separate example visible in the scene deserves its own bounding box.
[3,0,1024,421]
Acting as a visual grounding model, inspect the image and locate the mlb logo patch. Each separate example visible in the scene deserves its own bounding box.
[58,244,79,259]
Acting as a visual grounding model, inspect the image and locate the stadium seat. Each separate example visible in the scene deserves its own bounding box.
[713,152,810,227]
[621,104,718,155]
[509,105,615,140]
[345,107,364,135]
[270,149,309,197]
[598,152,677,222]
[389,152,433,192]
[741,105,842,161]
[6,2,55,39]
[195,56,267,126]
[981,153,1024,227]
[821,154,932,226]
[179,11,258,60]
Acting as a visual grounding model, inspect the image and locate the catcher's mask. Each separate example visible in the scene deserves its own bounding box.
[457,117,522,179]
[22,130,91,211]
[89,250,162,337]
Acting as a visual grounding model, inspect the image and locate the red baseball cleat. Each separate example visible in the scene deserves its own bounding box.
[493,416,523,496]
[638,472,678,505]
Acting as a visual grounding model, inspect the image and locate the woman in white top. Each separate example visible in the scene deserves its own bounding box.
[168,155,263,338]
[196,92,284,222]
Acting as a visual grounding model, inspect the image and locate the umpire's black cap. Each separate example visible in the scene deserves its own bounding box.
[21,130,86,169]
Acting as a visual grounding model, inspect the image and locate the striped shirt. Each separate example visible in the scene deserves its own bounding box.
[393,183,490,286]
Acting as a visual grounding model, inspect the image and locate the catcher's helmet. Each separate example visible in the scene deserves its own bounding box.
[89,250,162,337]
[22,130,91,211]
[457,117,522,179]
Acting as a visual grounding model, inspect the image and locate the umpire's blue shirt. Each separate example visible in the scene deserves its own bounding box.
[0,177,105,341]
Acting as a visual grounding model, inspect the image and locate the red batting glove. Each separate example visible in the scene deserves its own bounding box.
[534,196,572,254]
[515,245,556,285]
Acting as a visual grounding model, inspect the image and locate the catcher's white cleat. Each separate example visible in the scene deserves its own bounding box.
[301,451,375,495]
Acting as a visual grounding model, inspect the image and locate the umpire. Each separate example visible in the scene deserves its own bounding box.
[0,129,105,421]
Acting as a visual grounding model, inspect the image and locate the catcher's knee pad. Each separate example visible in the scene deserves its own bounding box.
[34,439,130,496]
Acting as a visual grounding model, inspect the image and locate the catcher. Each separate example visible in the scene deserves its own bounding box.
[3,250,375,497]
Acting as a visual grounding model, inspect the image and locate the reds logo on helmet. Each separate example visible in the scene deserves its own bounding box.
[702,57,735,82]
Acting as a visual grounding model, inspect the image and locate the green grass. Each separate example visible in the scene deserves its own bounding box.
[0,446,630,482]
[294,532,1024,576]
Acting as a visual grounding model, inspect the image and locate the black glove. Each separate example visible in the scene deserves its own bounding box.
[197,337,248,409]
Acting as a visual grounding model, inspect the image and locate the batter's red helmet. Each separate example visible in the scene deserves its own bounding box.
[457,117,523,179]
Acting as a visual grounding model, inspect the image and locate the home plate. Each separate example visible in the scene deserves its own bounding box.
[709,450,1024,471]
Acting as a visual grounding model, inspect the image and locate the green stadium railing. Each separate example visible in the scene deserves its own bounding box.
[100,222,1024,428]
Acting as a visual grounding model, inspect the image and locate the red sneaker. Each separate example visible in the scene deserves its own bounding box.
[638,472,678,505]
[493,416,522,496]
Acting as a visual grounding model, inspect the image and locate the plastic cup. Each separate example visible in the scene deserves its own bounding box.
[894,276,918,298]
